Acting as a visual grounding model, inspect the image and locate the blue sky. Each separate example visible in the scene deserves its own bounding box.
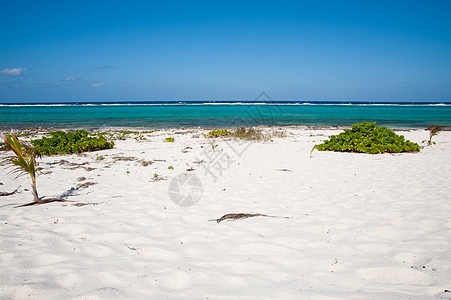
[1,0,450,102]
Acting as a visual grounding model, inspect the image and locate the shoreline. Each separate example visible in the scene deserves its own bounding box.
[2,101,451,105]
[2,124,444,135]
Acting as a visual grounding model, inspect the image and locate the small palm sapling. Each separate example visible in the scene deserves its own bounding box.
[426,124,446,145]
[1,132,40,201]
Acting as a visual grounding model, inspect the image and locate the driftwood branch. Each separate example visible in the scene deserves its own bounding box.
[209,213,290,223]
[15,197,75,208]
[0,186,21,196]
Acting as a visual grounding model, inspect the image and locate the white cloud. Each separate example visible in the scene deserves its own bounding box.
[65,76,77,81]
[92,82,105,87]
[0,67,27,76]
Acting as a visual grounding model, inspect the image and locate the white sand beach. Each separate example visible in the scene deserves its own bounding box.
[1,127,450,299]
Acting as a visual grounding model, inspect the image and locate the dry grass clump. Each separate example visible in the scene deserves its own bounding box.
[233,126,264,140]
[140,160,153,167]
[112,156,136,162]
[232,127,286,141]
[268,129,286,138]
[203,127,285,141]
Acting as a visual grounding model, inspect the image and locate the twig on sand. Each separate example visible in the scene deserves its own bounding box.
[72,202,100,207]
[15,198,75,208]
[275,169,293,172]
[209,213,290,223]
[0,203,23,208]
[0,185,21,196]
[125,243,140,255]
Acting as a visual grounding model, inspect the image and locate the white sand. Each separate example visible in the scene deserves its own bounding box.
[1,128,450,299]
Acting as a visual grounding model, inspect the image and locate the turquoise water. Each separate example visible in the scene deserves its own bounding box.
[1,103,450,129]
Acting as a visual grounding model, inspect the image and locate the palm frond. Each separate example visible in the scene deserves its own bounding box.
[1,132,39,201]
[1,133,22,157]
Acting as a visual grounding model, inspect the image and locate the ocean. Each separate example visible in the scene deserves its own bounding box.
[1,101,450,130]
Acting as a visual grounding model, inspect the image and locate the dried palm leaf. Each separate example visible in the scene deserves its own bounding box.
[209,213,287,223]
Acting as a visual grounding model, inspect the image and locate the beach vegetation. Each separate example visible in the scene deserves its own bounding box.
[118,130,135,135]
[16,132,38,138]
[233,126,264,140]
[134,133,147,141]
[31,130,114,155]
[209,141,218,151]
[140,160,153,167]
[205,129,232,138]
[151,173,166,181]
[1,132,72,206]
[230,127,285,141]
[116,132,129,140]
[97,130,158,141]
[424,124,446,145]
[310,122,420,156]
[1,132,40,202]
[168,165,174,170]
[269,129,287,138]
[107,130,133,140]
[165,137,175,142]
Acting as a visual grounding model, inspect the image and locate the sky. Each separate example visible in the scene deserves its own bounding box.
[1,0,450,103]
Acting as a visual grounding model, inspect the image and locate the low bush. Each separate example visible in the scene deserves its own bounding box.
[31,130,114,155]
[313,122,420,154]
[205,129,232,138]
[165,137,175,142]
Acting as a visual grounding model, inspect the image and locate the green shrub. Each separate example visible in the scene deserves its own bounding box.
[31,130,114,155]
[205,129,232,138]
[313,122,420,154]
[165,137,175,142]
